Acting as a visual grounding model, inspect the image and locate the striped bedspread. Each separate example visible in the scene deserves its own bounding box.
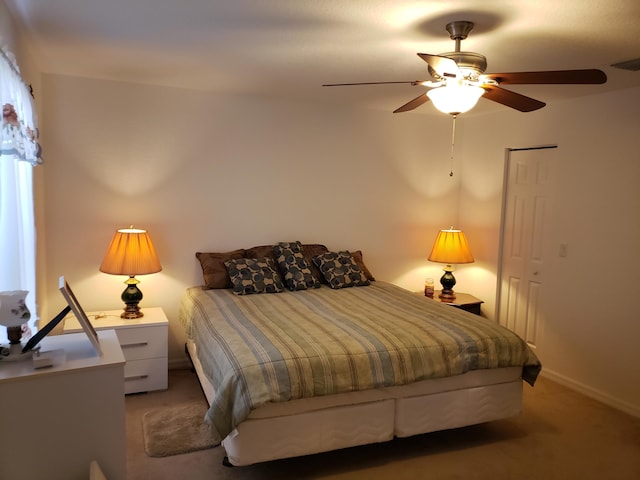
[179,282,541,443]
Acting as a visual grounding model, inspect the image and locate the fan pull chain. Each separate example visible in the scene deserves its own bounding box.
[449,114,457,176]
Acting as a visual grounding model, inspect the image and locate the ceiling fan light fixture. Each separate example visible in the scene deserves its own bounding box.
[324,19,607,114]
[427,84,485,115]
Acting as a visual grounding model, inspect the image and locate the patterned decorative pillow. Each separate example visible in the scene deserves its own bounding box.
[313,251,371,289]
[249,243,328,284]
[224,257,285,295]
[273,241,321,291]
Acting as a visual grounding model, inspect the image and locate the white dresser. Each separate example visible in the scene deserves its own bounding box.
[0,330,126,480]
[64,307,168,394]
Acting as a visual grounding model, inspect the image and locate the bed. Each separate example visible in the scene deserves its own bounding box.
[179,242,541,466]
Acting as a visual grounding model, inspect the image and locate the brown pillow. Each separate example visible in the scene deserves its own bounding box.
[196,249,246,289]
[300,244,329,284]
[351,250,375,281]
[245,245,277,265]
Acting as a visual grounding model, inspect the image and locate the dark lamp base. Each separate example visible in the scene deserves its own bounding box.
[7,325,23,344]
[439,267,457,301]
[438,289,456,301]
[121,305,144,319]
[120,276,144,319]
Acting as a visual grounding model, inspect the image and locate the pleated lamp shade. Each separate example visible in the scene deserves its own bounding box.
[100,227,162,319]
[428,228,473,301]
[100,227,162,276]
[428,228,474,265]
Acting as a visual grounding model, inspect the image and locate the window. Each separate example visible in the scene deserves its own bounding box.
[0,47,42,343]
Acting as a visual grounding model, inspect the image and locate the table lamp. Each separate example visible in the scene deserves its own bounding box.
[99,227,162,319]
[0,290,32,361]
[428,228,474,301]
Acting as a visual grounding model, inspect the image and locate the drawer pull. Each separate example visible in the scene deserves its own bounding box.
[125,374,149,381]
[121,342,148,349]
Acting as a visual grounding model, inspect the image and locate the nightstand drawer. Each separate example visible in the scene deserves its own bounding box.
[124,358,168,394]
[62,307,169,394]
[115,325,167,361]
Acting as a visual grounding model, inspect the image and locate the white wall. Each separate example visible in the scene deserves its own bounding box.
[39,74,463,365]
[3,0,638,428]
[12,35,637,416]
[460,86,640,416]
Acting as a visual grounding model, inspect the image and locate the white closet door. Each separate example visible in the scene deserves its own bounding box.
[498,146,557,350]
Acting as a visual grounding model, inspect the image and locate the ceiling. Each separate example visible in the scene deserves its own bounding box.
[5,0,640,116]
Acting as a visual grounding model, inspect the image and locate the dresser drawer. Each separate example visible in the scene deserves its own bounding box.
[115,325,167,361]
[124,357,168,394]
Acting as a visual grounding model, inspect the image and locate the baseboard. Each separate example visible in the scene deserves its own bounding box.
[541,369,640,418]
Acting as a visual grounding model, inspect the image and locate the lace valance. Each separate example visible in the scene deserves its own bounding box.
[0,45,43,166]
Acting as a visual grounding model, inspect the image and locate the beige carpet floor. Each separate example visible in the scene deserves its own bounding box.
[125,369,639,480]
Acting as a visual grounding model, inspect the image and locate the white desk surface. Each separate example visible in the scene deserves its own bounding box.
[0,330,124,383]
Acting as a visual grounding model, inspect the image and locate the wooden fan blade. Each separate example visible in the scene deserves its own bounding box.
[417,54,461,79]
[393,93,430,113]
[322,81,424,87]
[484,69,607,85]
[482,85,546,112]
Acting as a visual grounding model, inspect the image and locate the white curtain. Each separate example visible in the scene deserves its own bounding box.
[0,47,42,342]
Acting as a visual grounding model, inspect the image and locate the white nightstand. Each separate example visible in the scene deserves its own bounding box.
[64,307,168,394]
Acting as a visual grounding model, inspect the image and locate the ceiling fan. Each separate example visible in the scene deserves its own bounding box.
[323,21,607,115]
